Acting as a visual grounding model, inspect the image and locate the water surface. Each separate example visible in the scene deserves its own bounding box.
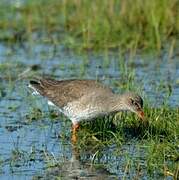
[0,43,178,179]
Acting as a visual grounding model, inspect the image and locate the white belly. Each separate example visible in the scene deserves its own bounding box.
[63,102,106,125]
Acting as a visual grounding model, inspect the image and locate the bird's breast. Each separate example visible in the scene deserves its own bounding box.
[62,101,107,123]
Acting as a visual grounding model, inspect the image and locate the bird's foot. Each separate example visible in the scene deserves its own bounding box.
[71,123,80,144]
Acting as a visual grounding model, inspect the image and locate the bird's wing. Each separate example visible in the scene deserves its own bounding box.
[29,78,113,107]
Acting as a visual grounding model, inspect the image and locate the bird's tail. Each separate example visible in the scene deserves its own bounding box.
[28,78,44,95]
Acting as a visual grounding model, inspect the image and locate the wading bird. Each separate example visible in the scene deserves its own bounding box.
[29,78,144,143]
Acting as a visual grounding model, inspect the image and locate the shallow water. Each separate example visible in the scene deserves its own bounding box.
[0,43,178,179]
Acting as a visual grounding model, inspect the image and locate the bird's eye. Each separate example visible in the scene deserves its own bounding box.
[130,99,140,108]
[131,99,139,106]
[130,99,134,104]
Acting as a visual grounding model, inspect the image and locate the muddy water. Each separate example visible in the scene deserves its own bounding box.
[0,43,178,179]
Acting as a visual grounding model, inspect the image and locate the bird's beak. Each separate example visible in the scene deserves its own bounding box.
[137,110,145,120]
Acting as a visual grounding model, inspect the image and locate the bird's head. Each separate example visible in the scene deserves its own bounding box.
[121,93,144,120]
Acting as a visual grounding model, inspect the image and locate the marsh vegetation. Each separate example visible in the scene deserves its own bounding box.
[0,0,178,179]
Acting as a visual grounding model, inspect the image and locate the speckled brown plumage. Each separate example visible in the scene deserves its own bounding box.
[29,78,113,108]
[29,77,145,143]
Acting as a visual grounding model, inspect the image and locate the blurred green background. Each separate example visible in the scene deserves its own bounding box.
[0,0,178,51]
[0,1,178,179]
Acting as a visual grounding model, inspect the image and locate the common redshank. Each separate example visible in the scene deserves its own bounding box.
[29,78,144,142]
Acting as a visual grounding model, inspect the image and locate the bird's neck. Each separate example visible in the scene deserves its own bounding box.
[108,94,127,112]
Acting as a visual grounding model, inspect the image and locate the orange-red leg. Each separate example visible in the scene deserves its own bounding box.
[71,123,80,144]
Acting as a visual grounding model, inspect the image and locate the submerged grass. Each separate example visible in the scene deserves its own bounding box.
[1,72,178,178]
[76,105,179,178]
[3,44,175,178]
[0,52,177,179]
[0,0,178,51]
